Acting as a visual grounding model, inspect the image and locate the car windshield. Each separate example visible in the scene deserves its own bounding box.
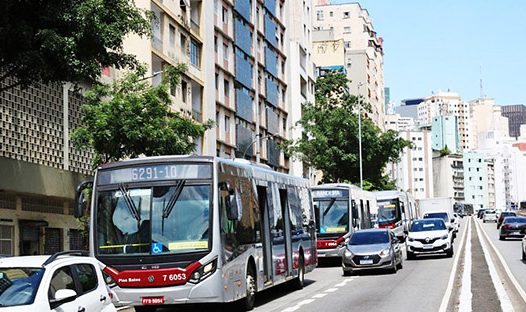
[0,268,44,307]
[485,210,496,214]
[410,219,446,232]
[314,199,349,234]
[503,217,526,224]
[424,212,448,222]
[349,231,389,245]
[96,184,211,255]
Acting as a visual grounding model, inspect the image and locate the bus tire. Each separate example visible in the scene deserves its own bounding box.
[292,254,305,290]
[239,267,256,311]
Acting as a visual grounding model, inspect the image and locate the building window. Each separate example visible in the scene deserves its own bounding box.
[169,24,176,46]
[190,39,200,67]
[316,10,324,20]
[224,79,230,98]
[224,116,230,133]
[329,11,333,17]
[215,74,219,89]
[223,43,229,60]
[0,225,13,256]
[214,36,217,52]
[181,80,188,103]
[222,7,228,24]
[344,26,351,33]
[343,11,350,19]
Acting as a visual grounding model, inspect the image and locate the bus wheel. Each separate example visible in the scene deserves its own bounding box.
[239,269,256,311]
[292,255,305,290]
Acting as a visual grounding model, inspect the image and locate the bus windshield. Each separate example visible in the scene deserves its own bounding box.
[96,184,210,256]
[314,199,349,234]
[377,199,401,225]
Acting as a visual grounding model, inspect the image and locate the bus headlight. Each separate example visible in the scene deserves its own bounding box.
[188,258,218,284]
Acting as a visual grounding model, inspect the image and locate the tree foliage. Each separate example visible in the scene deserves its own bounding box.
[71,65,213,166]
[283,72,411,190]
[0,0,152,92]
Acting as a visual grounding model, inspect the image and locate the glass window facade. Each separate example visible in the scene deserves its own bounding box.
[234,18,252,55]
[235,48,253,89]
[265,47,277,77]
[235,87,253,123]
[266,78,278,107]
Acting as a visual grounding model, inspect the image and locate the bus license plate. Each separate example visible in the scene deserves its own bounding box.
[360,259,373,265]
[423,244,433,249]
[142,296,164,305]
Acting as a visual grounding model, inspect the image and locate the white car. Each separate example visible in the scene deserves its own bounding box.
[423,211,457,239]
[406,218,453,259]
[0,251,116,312]
[483,209,498,223]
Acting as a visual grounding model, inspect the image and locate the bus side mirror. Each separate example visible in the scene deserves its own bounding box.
[220,182,240,221]
[74,180,93,218]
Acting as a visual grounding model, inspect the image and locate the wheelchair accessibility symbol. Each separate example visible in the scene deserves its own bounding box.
[151,242,163,254]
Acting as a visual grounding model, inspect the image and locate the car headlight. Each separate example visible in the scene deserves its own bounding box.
[407,237,414,242]
[344,249,353,258]
[379,248,390,257]
[440,234,449,240]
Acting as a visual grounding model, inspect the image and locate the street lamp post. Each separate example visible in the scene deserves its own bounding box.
[357,82,364,189]
[242,134,276,161]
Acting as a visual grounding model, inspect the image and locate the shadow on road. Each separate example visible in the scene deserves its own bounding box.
[317,258,341,267]
[407,254,450,261]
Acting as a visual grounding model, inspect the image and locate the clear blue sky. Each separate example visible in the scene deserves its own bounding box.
[331,0,526,105]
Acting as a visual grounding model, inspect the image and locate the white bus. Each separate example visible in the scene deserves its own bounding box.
[75,156,317,311]
[312,184,377,259]
[375,191,418,241]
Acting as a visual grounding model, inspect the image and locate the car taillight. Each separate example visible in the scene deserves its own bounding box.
[379,223,395,229]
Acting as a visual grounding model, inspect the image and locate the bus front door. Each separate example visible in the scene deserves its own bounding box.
[257,185,273,284]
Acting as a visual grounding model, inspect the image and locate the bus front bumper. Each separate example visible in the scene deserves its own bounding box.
[112,270,223,307]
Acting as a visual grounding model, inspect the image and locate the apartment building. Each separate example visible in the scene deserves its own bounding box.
[417,91,472,151]
[469,98,509,149]
[312,1,385,128]
[463,152,488,210]
[501,104,526,139]
[433,153,465,203]
[391,130,434,200]
[431,116,461,153]
[287,0,316,176]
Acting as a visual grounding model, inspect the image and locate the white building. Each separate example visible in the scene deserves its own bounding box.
[312,1,385,128]
[463,151,488,210]
[288,0,316,176]
[384,114,415,132]
[433,153,465,203]
[469,98,509,150]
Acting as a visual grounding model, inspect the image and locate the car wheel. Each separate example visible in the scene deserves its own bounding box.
[499,235,505,241]
[343,269,353,276]
[291,255,305,290]
[407,251,416,260]
[446,245,454,258]
[483,220,486,223]
[390,260,398,274]
[522,248,526,261]
[239,267,256,311]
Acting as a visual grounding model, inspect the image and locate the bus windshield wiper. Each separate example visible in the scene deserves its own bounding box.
[323,198,337,217]
[162,180,186,219]
[119,184,141,222]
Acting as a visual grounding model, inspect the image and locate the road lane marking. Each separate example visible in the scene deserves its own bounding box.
[325,288,338,292]
[458,219,472,312]
[475,220,514,311]
[282,307,300,312]
[476,218,526,304]
[439,216,470,312]
[297,299,315,306]
[312,293,327,299]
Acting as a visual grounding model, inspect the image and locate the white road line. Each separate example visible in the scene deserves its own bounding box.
[475,220,515,311]
[281,307,300,312]
[312,293,328,299]
[325,288,338,293]
[458,219,472,312]
[476,218,526,303]
[297,299,315,306]
[439,215,470,312]
[335,281,346,287]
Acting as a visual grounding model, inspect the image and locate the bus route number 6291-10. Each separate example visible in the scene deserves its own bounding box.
[163,273,186,282]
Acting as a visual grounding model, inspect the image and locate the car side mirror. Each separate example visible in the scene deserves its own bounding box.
[451,219,455,223]
[448,227,453,232]
[50,289,77,309]
[403,230,408,235]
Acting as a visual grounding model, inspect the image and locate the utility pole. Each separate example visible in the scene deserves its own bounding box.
[357,82,364,189]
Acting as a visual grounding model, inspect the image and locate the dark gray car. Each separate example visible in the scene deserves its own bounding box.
[341,229,403,276]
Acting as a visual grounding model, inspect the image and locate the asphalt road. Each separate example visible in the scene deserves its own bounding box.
[129,220,467,312]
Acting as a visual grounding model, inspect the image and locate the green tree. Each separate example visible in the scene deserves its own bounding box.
[283,72,411,190]
[0,0,152,92]
[71,65,213,166]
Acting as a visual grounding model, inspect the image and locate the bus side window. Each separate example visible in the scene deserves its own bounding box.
[351,200,359,229]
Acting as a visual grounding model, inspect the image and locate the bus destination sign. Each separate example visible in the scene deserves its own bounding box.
[312,189,349,199]
[97,164,212,185]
